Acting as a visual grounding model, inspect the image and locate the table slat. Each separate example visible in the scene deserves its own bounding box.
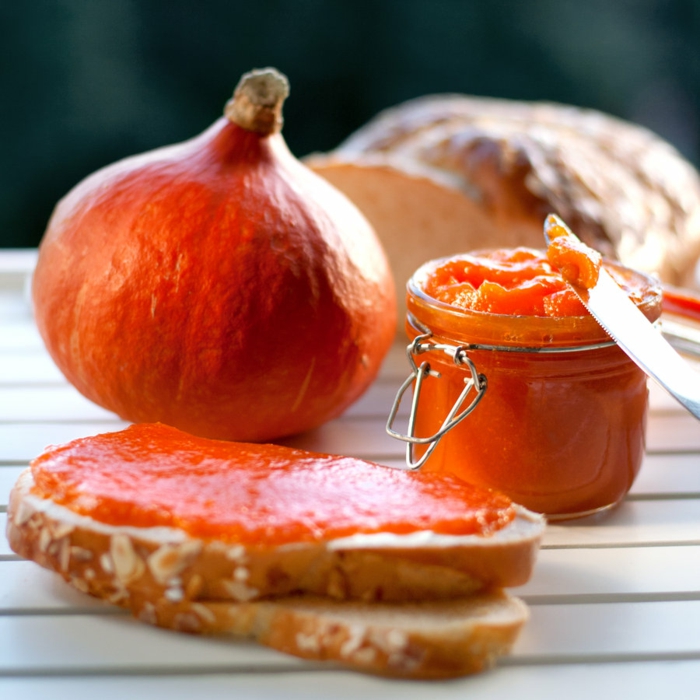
[0,560,118,612]
[0,662,697,700]
[0,322,43,351]
[517,546,700,601]
[512,600,700,660]
[0,614,302,673]
[0,422,130,462]
[0,387,117,422]
[543,499,700,547]
[0,353,66,385]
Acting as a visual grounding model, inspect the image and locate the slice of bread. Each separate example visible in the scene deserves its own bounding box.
[8,467,544,606]
[129,589,528,679]
[7,425,543,678]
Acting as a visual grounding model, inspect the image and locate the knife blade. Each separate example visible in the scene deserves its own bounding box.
[544,217,700,419]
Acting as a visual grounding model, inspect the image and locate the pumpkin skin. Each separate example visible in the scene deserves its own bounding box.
[32,70,397,442]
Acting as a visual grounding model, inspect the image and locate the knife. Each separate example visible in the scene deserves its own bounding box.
[544,215,700,420]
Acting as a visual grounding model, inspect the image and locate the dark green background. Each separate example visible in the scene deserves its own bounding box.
[3,0,700,248]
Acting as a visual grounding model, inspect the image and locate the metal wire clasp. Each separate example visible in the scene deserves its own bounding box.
[386,329,488,470]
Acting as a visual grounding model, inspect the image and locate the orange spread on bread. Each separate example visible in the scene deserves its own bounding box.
[30,423,515,544]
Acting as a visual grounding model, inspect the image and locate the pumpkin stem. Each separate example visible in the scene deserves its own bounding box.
[224,67,290,136]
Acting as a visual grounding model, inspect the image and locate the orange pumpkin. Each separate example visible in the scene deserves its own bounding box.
[32,68,396,442]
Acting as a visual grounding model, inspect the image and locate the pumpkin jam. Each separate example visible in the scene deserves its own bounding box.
[544,215,602,290]
[30,423,515,544]
[407,245,661,519]
[422,247,643,320]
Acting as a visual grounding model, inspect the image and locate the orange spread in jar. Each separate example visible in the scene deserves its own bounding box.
[422,247,647,322]
[408,239,662,519]
[30,423,516,544]
[422,247,588,317]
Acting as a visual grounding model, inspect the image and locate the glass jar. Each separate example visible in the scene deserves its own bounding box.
[388,256,662,520]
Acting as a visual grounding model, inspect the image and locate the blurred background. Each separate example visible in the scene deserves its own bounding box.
[2,0,700,248]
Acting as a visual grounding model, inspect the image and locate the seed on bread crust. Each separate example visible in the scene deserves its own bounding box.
[233,566,249,582]
[110,534,145,584]
[13,499,35,527]
[147,541,202,584]
[351,646,378,665]
[51,522,75,540]
[295,631,322,653]
[70,575,90,593]
[172,612,202,633]
[58,538,71,572]
[70,546,93,562]
[38,527,52,553]
[222,579,260,602]
[99,552,114,574]
[191,602,217,625]
[339,623,367,658]
[185,574,204,599]
[138,601,158,625]
[164,585,185,602]
[225,544,247,562]
[107,584,129,605]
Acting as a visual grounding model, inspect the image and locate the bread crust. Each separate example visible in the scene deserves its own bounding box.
[307,95,700,330]
[128,590,529,679]
[7,468,543,606]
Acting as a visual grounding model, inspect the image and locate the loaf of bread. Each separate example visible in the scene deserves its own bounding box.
[307,95,700,329]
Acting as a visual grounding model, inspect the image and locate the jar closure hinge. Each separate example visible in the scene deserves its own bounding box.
[385,331,487,470]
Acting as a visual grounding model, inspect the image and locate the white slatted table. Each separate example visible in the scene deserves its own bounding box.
[1,250,700,699]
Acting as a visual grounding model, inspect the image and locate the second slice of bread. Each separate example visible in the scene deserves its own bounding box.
[130,589,528,679]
